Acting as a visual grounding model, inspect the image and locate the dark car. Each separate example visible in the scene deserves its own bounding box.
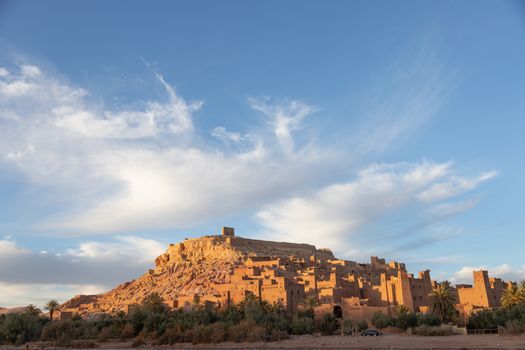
[361,329,382,336]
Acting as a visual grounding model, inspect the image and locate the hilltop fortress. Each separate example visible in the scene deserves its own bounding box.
[60,227,512,321]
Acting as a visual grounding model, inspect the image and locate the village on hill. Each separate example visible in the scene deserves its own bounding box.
[57,227,514,324]
[1,227,524,348]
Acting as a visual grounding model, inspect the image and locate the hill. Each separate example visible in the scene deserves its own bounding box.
[62,228,335,315]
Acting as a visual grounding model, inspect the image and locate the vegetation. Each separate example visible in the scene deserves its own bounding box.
[44,299,60,320]
[25,304,41,316]
[501,281,525,308]
[371,311,392,329]
[467,304,525,332]
[4,285,525,346]
[371,310,430,331]
[429,282,458,323]
[0,294,317,346]
[318,313,339,335]
[411,324,458,336]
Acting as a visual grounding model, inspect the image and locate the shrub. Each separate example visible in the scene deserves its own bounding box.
[318,313,339,335]
[342,319,354,336]
[412,325,455,336]
[371,311,392,330]
[41,319,86,341]
[209,322,228,343]
[55,333,72,347]
[0,313,45,344]
[98,325,119,341]
[417,313,441,327]
[228,320,261,342]
[394,312,417,330]
[270,329,289,341]
[357,320,368,331]
[291,315,314,335]
[185,324,214,344]
[158,324,185,345]
[246,324,267,342]
[121,323,135,339]
[502,319,525,334]
[467,309,497,329]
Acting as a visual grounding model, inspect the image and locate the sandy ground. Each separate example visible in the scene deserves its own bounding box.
[164,334,525,349]
[2,334,525,350]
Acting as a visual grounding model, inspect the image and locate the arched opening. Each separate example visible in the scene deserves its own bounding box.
[333,305,343,319]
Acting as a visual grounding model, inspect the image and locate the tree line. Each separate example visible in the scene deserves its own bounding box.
[1,281,524,346]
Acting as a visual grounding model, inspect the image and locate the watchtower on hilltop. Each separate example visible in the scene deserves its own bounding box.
[221,226,235,237]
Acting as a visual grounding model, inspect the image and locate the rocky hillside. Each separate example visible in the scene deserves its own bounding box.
[62,232,334,315]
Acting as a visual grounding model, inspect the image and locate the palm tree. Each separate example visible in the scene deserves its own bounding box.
[519,281,525,303]
[501,283,524,308]
[142,292,165,313]
[113,310,127,329]
[300,295,318,310]
[395,304,409,315]
[44,299,60,320]
[25,304,41,316]
[429,283,457,323]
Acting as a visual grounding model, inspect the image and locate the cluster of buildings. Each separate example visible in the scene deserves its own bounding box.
[57,227,513,322]
[174,228,513,321]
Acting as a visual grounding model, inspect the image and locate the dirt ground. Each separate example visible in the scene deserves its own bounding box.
[161,334,525,349]
[2,334,525,350]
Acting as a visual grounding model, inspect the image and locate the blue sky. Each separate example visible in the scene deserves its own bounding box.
[0,0,524,307]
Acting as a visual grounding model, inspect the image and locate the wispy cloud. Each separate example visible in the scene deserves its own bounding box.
[351,41,456,156]
[248,97,318,156]
[418,171,497,202]
[0,63,331,234]
[256,160,495,258]
[0,55,497,307]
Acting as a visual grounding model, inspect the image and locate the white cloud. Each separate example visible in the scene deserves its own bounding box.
[0,235,167,307]
[450,264,525,284]
[427,198,479,218]
[418,171,497,203]
[4,144,35,160]
[212,126,243,143]
[0,64,332,234]
[20,65,41,78]
[351,43,455,156]
[257,160,495,256]
[0,238,30,255]
[0,68,9,77]
[248,97,317,155]
[0,282,106,308]
[0,235,165,288]
[0,56,499,307]
[65,235,164,263]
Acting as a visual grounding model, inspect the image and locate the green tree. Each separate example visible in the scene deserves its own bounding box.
[142,292,165,313]
[24,304,41,316]
[44,299,60,320]
[318,313,339,335]
[395,304,409,316]
[300,295,318,309]
[0,313,44,344]
[113,310,127,330]
[394,311,417,330]
[501,285,523,308]
[429,283,457,323]
[518,281,525,304]
[371,311,392,329]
